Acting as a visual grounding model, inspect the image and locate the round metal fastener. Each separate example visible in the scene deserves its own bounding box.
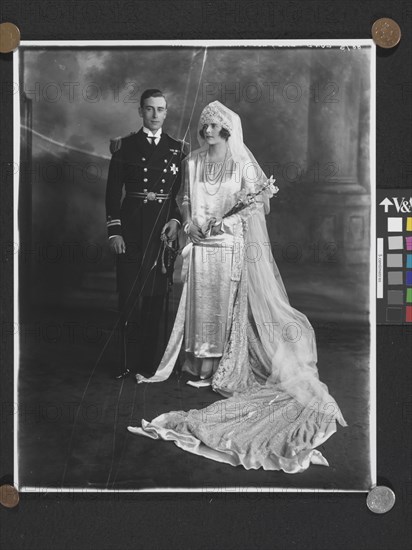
[147,192,156,201]
[372,18,401,48]
[0,484,19,508]
[0,23,21,53]
[367,486,395,514]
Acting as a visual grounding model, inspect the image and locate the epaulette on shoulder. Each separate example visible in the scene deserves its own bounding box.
[109,131,137,154]
[109,136,122,154]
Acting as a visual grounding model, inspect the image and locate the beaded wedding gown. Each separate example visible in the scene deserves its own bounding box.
[128,102,347,473]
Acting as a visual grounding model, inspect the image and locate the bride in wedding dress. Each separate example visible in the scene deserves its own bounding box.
[128,101,347,473]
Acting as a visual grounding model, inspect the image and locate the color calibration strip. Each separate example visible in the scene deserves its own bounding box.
[377,189,412,324]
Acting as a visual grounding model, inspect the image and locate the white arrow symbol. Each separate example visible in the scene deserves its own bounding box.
[379,198,393,213]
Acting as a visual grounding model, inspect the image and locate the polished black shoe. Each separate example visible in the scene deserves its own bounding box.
[114,368,131,380]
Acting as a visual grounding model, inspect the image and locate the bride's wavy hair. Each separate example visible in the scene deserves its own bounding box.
[199,125,231,141]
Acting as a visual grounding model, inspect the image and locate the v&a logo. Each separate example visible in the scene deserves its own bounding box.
[379,197,412,213]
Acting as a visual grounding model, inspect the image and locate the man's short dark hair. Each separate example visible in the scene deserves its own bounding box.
[199,126,231,141]
[140,89,167,108]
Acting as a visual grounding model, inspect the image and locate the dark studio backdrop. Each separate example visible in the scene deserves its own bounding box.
[20,45,371,323]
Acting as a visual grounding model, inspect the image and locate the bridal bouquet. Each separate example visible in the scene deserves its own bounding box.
[223,175,278,219]
[202,176,278,235]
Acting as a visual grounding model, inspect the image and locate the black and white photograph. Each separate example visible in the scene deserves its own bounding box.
[14,40,375,492]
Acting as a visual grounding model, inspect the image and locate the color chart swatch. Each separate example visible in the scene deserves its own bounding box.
[377,188,412,324]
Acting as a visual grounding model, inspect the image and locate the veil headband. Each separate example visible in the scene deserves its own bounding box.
[197,101,248,169]
[199,101,233,133]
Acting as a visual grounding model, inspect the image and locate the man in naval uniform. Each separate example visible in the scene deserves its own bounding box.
[106,89,186,379]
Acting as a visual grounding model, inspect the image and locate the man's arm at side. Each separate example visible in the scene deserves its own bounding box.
[105,137,123,238]
[106,138,126,253]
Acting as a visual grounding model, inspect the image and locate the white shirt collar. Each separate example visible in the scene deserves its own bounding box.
[142,127,162,138]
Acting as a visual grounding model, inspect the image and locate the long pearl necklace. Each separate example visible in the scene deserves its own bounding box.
[203,146,229,196]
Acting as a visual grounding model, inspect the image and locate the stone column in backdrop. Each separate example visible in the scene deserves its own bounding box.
[306,47,371,271]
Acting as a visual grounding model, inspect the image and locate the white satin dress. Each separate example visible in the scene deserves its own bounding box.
[181,151,246,369]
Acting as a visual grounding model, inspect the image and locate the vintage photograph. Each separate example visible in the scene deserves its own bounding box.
[14,40,375,491]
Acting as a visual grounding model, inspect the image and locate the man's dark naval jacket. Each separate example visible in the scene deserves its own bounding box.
[105,128,185,303]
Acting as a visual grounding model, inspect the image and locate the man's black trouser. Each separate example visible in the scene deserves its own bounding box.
[118,293,165,377]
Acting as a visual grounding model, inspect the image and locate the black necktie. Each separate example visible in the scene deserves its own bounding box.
[148,136,157,148]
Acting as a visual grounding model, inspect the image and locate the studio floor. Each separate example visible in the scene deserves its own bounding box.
[17,302,372,492]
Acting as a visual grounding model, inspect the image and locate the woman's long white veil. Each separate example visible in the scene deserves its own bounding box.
[191,102,346,425]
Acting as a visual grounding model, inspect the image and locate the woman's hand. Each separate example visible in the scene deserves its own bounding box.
[186,221,205,244]
[210,221,223,236]
[200,217,223,237]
